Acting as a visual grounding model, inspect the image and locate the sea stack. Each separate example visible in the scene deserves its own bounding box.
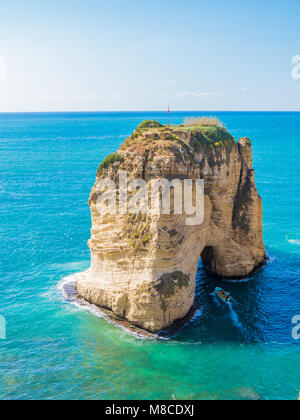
[76,121,266,332]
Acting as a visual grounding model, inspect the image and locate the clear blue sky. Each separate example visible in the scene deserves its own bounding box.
[0,0,300,112]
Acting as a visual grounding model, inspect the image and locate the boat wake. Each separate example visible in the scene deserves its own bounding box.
[227,302,243,329]
[212,292,243,330]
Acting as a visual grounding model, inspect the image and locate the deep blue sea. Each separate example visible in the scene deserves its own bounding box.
[0,111,299,400]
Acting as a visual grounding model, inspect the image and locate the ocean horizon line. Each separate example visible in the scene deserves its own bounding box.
[0,110,300,115]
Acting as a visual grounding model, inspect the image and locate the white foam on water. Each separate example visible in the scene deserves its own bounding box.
[288,239,300,245]
[53,261,90,271]
[180,307,203,328]
[192,308,203,320]
[161,307,204,341]
[57,274,164,341]
[41,271,86,302]
[57,273,83,301]
[57,274,204,342]
[222,277,254,284]
[268,255,277,264]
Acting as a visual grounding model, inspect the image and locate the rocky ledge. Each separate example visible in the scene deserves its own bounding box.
[76,120,266,332]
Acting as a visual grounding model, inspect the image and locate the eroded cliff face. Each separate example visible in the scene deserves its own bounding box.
[76,122,266,332]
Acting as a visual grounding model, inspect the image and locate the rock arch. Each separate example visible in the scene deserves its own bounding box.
[201,246,215,269]
[76,125,266,332]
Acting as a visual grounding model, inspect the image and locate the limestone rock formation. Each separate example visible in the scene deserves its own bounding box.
[76,121,266,332]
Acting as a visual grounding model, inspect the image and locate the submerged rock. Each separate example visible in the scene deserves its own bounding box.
[76,122,266,332]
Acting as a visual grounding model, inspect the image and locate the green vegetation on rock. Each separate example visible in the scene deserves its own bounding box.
[198,126,235,143]
[240,137,251,145]
[175,125,235,145]
[136,120,163,130]
[106,120,236,175]
[123,213,152,252]
[97,153,124,175]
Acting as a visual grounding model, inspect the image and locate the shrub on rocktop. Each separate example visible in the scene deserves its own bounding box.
[136,120,163,130]
[184,116,224,128]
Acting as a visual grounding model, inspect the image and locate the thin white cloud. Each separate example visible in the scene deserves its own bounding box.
[43,93,65,100]
[175,91,223,98]
[241,87,248,91]
[104,91,121,99]
[77,92,97,100]
[151,92,168,97]
[156,80,177,85]
[0,56,7,80]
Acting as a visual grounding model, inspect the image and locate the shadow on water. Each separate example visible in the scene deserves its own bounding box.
[172,249,300,345]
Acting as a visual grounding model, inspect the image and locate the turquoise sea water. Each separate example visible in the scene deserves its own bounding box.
[0,111,299,400]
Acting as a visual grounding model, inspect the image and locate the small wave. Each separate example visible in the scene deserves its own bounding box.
[221,277,254,284]
[176,307,203,329]
[288,239,300,245]
[267,255,278,264]
[57,273,82,300]
[157,307,204,341]
[193,308,203,320]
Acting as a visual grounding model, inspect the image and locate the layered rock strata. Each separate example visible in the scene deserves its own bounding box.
[76,121,266,332]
